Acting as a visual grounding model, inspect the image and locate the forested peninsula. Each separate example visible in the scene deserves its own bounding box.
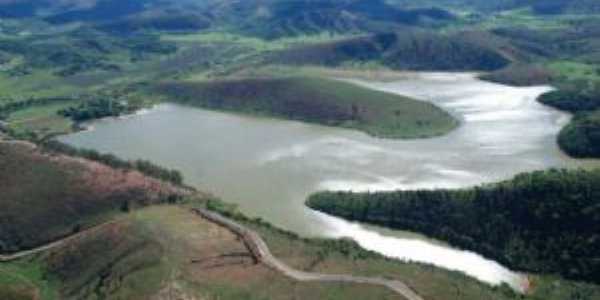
[307,169,600,283]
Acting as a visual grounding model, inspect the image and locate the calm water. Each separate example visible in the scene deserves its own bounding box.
[59,73,590,291]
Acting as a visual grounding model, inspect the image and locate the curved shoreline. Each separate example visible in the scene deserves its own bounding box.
[57,72,579,292]
[191,208,424,300]
[0,207,424,300]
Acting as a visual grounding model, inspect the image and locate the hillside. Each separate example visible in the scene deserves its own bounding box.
[1,133,600,300]
[0,138,411,299]
[155,76,458,139]
[0,137,558,300]
[396,0,600,14]
[0,140,184,254]
[270,31,510,71]
[307,169,600,283]
[211,0,455,39]
[0,0,455,38]
[1,0,600,299]
[3,206,409,300]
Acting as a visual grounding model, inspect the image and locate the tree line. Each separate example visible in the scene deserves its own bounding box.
[539,88,600,157]
[58,97,131,122]
[307,168,600,283]
[42,140,184,185]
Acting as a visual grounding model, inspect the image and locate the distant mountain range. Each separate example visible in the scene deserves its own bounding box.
[2,0,598,37]
[0,0,456,37]
[393,0,600,14]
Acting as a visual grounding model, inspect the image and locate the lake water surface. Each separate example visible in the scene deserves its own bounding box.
[59,73,590,291]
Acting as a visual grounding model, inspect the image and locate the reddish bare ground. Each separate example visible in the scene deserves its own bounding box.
[0,140,189,254]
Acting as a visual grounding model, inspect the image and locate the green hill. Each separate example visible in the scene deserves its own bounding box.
[156,76,458,139]
[270,31,510,71]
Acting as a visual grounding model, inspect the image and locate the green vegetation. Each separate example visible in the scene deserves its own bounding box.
[307,168,600,283]
[0,98,76,138]
[539,89,600,112]
[547,61,600,83]
[2,1,600,299]
[0,141,183,254]
[157,76,458,139]
[1,130,599,299]
[58,98,130,122]
[42,141,184,185]
[0,260,58,300]
[208,198,600,300]
[558,111,600,157]
[270,31,510,71]
[537,86,600,158]
[2,204,403,300]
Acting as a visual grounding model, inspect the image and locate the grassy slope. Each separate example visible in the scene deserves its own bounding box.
[0,140,399,299]
[251,221,600,300]
[269,31,511,71]
[0,141,182,254]
[157,76,458,139]
[5,201,599,300]
[2,206,402,300]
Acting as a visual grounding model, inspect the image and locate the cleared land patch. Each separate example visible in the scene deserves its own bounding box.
[0,141,184,254]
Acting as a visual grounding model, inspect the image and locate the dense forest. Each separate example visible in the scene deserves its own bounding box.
[558,111,600,158]
[307,169,600,283]
[538,89,600,157]
[58,98,131,122]
[539,89,600,113]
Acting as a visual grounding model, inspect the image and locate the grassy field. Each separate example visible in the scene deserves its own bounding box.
[0,260,57,300]
[471,8,574,30]
[0,71,80,99]
[5,101,75,137]
[161,31,357,51]
[547,61,600,84]
[1,205,403,300]
[157,76,458,139]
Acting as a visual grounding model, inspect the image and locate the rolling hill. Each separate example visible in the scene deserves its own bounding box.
[0,140,185,254]
[155,76,458,139]
[270,31,511,71]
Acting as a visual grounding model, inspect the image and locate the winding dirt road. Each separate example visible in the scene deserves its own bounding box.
[0,204,423,300]
[191,208,424,300]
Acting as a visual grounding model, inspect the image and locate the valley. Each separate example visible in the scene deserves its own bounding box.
[57,72,595,292]
[1,1,600,299]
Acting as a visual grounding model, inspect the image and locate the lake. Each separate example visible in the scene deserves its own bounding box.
[59,73,589,291]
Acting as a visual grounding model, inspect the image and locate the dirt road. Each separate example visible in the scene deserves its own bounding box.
[192,208,424,300]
